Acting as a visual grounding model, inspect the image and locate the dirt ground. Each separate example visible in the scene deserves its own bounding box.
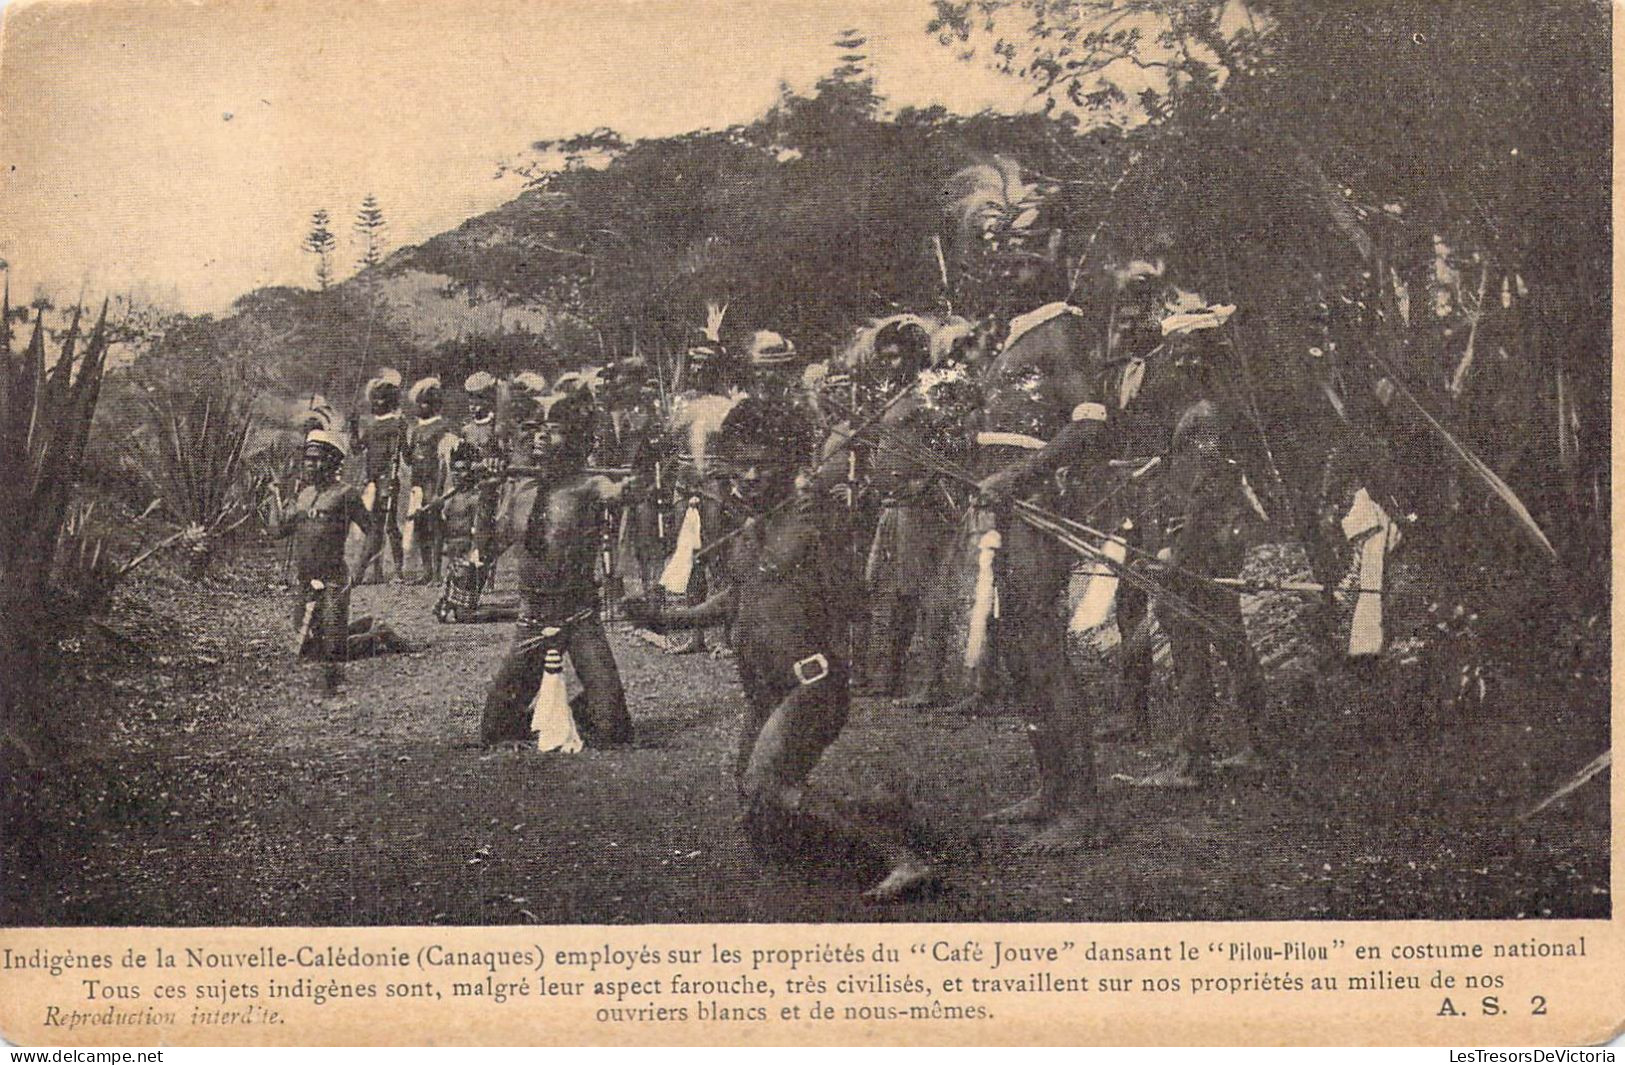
[2,541,1610,927]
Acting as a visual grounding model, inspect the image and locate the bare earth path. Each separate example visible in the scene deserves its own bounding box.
[2,550,1609,926]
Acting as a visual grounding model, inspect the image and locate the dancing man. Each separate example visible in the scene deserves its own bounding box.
[479,389,634,748]
[971,304,1115,852]
[459,370,506,595]
[265,419,417,694]
[627,397,936,901]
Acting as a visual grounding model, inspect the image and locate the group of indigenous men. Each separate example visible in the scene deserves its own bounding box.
[266,270,1275,901]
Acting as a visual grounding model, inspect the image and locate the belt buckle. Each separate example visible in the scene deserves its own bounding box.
[792,652,829,686]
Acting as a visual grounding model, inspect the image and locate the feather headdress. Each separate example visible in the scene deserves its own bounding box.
[302,394,346,456]
[702,300,728,345]
[407,376,443,404]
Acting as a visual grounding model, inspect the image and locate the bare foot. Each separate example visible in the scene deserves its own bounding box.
[1020,809,1110,854]
[983,791,1052,824]
[863,860,939,902]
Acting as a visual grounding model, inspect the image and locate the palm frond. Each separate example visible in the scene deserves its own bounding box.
[1368,348,1557,559]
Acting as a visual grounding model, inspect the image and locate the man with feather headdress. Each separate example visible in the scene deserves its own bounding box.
[656,301,745,654]
[480,388,633,747]
[265,402,418,694]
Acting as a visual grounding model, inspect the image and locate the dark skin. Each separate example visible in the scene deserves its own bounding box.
[479,418,633,747]
[659,386,740,654]
[357,391,407,583]
[872,474,957,702]
[264,446,409,686]
[459,394,506,576]
[627,440,936,902]
[971,310,1112,853]
[406,394,450,585]
[433,458,516,624]
[1128,400,1270,787]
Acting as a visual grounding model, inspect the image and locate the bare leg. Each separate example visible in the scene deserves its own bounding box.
[416,512,441,584]
[1212,587,1270,772]
[1130,591,1212,789]
[1097,577,1152,741]
[567,616,633,746]
[388,520,405,582]
[372,500,404,583]
[879,594,920,697]
[982,519,1106,852]
[480,629,547,744]
[737,659,936,900]
[897,546,955,707]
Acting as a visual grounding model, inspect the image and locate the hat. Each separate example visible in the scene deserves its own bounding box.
[510,371,549,396]
[746,330,797,367]
[299,394,338,433]
[463,370,497,398]
[536,389,593,428]
[304,428,348,458]
[364,368,403,403]
[407,376,442,404]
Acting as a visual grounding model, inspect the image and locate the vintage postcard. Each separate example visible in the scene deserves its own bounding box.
[0,0,1618,1046]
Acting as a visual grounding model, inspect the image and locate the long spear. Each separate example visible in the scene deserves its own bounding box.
[823,394,1241,639]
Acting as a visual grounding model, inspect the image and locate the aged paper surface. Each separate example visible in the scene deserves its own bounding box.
[0,0,1619,1046]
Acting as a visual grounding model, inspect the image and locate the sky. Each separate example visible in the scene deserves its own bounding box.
[0,0,1038,314]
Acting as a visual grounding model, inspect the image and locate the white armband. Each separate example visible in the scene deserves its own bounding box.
[1071,401,1108,423]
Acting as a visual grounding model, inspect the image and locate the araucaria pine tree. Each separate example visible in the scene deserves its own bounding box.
[302,209,337,290]
[353,194,388,270]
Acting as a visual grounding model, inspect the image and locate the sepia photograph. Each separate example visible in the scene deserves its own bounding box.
[0,0,1611,935]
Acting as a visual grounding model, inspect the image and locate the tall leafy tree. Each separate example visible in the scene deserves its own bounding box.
[353,194,388,270]
[302,209,337,290]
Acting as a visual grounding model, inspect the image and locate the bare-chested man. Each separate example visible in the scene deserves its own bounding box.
[479,389,633,748]
[404,376,454,585]
[265,425,417,694]
[855,319,945,697]
[627,397,936,900]
[972,303,1114,852]
[352,369,407,584]
[457,370,507,599]
[433,441,517,624]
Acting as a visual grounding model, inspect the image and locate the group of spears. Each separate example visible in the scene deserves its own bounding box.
[263,262,1356,901]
